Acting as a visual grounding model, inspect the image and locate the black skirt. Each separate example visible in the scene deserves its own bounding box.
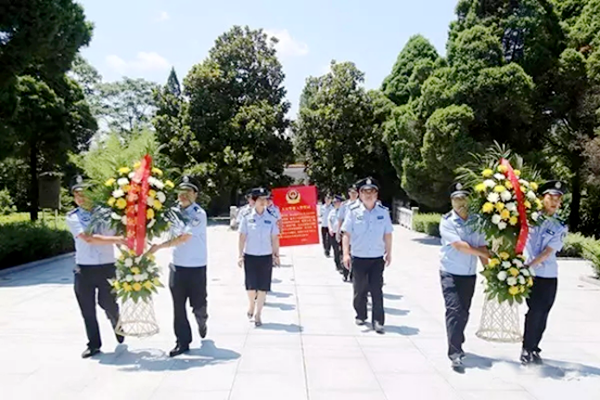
[244,254,273,291]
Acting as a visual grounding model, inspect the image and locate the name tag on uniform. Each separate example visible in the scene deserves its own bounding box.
[377,215,384,220]
[546,229,555,235]
[264,220,272,224]
[356,216,363,221]
[249,219,255,223]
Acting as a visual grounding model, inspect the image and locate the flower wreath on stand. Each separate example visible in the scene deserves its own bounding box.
[93,155,178,337]
[457,144,543,342]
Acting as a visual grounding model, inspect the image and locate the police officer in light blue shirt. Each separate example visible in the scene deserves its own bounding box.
[66,176,126,358]
[439,183,488,372]
[327,195,345,278]
[521,180,568,366]
[342,177,393,334]
[236,190,255,226]
[319,194,333,257]
[150,176,208,357]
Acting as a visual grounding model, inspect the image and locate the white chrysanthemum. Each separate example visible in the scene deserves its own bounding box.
[147,197,155,207]
[117,178,129,186]
[133,274,143,282]
[518,276,526,285]
[500,190,512,202]
[121,216,127,225]
[491,214,502,224]
[521,268,530,277]
[529,267,535,276]
[506,202,517,212]
[519,179,529,187]
[484,179,496,188]
[494,173,505,181]
[135,257,142,264]
[526,191,537,200]
[532,212,540,221]
[124,258,133,267]
[513,259,523,267]
[507,277,518,286]
[487,192,500,203]
[156,191,166,203]
[112,189,124,198]
[154,180,165,190]
[126,274,133,282]
[140,273,148,280]
[147,219,156,229]
[111,212,121,220]
[497,271,507,281]
[501,261,511,269]
[498,222,507,230]
[128,172,135,179]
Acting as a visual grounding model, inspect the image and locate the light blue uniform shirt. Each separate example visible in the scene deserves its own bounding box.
[66,208,116,265]
[338,199,358,228]
[268,204,281,220]
[328,207,341,234]
[171,203,208,267]
[439,211,487,276]
[341,203,393,258]
[237,204,251,223]
[320,204,333,228]
[525,217,567,278]
[239,208,280,256]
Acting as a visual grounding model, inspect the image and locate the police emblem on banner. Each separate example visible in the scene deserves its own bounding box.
[286,189,301,204]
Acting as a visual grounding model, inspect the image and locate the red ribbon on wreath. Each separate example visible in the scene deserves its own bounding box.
[126,155,152,256]
[500,158,528,254]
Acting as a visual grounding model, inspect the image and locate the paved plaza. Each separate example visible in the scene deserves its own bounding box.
[1,224,600,399]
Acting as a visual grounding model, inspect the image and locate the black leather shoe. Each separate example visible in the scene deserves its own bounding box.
[81,348,101,358]
[531,350,543,365]
[199,322,208,339]
[451,357,465,373]
[520,349,532,365]
[169,345,189,357]
[115,333,125,344]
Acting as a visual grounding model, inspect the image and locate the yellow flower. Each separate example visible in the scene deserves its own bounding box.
[123,283,132,292]
[514,170,521,177]
[119,252,125,261]
[475,183,487,193]
[495,202,505,212]
[519,285,525,293]
[508,286,520,296]
[482,202,494,213]
[165,180,175,189]
[147,208,155,220]
[520,186,527,193]
[132,283,142,292]
[489,258,501,267]
[499,252,510,260]
[118,167,131,175]
[535,199,543,210]
[152,278,161,286]
[482,169,494,178]
[153,201,163,211]
[509,216,518,226]
[494,185,506,193]
[113,281,120,289]
[130,267,140,275]
[524,200,531,209]
[500,209,510,220]
[108,197,116,207]
[152,167,163,176]
[504,180,513,190]
[116,198,127,209]
[143,281,153,290]
[105,178,116,187]
[149,189,157,198]
[498,165,508,173]
[129,249,136,256]
[530,182,538,191]
[147,254,155,262]
[508,267,519,277]
[527,277,534,287]
[123,184,131,193]
[134,161,141,169]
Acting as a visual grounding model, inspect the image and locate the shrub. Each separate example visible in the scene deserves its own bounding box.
[413,213,442,237]
[560,232,596,258]
[582,241,600,278]
[0,189,16,215]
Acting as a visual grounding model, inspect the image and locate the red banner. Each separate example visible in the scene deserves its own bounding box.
[272,185,319,247]
[500,158,528,254]
[126,155,152,255]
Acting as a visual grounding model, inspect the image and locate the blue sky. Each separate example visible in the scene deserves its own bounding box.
[78,0,457,117]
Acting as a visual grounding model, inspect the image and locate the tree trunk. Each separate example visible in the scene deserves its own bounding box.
[569,168,581,231]
[29,142,39,221]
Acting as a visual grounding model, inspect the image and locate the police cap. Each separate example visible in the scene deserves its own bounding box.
[178,175,199,192]
[539,180,567,196]
[450,182,470,198]
[357,177,379,191]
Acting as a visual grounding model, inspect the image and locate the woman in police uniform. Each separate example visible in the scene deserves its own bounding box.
[238,187,280,326]
[521,181,568,365]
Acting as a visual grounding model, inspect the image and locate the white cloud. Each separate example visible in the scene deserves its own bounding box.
[106,52,170,74]
[265,29,308,57]
[157,11,169,22]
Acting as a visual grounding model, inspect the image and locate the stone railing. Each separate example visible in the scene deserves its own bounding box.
[230,206,239,230]
[398,206,419,230]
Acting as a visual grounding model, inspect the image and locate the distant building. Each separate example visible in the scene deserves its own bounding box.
[283,164,309,185]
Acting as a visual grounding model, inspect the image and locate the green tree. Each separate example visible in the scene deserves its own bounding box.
[294,61,400,203]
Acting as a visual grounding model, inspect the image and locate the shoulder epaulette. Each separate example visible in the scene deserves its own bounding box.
[443,212,452,220]
[266,208,275,217]
[377,203,389,211]
[67,208,79,217]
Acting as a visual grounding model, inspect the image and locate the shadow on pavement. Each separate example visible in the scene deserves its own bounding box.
[97,340,240,372]
[384,307,410,316]
[384,325,420,336]
[257,323,303,333]
[265,302,296,311]
[383,293,403,300]
[412,237,441,246]
[269,291,293,299]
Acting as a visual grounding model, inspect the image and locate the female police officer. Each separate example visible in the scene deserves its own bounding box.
[238,188,280,327]
[521,181,568,365]
[66,176,126,358]
[150,176,208,357]
[438,183,489,372]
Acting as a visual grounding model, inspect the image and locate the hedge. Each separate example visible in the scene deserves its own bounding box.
[411,212,600,277]
[0,219,73,270]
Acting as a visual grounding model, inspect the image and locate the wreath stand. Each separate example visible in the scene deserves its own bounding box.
[476,296,522,343]
[115,298,160,338]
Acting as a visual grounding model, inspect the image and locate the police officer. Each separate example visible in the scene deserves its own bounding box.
[328,195,345,277]
[319,194,333,257]
[342,177,393,334]
[238,187,280,327]
[66,176,125,358]
[150,176,208,357]
[521,180,568,365]
[267,195,282,231]
[439,183,489,372]
[338,184,360,281]
[236,190,255,226]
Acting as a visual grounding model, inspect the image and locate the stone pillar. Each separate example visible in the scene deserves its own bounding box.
[230,206,238,230]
